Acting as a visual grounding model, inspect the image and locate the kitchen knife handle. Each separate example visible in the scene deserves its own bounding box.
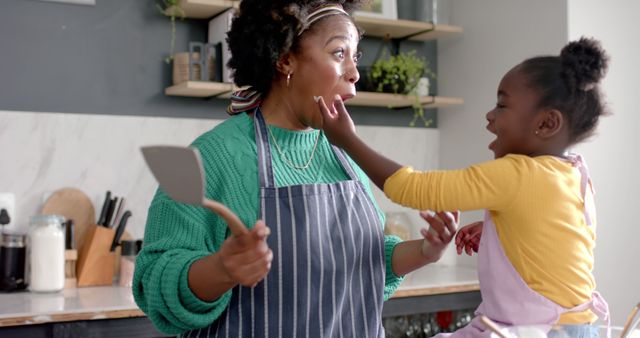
[97,191,111,226]
[110,210,131,251]
[103,197,118,228]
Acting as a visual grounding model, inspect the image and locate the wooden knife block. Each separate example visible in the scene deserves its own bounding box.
[76,224,116,287]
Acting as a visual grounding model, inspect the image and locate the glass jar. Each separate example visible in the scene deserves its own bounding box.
[118,240,140,287]
[417,0,452,24]
[384,212,413,241]
[28,215,65,292]
[0,233,27,291]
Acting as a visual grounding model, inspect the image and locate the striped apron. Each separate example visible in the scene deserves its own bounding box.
[184,109,386,337]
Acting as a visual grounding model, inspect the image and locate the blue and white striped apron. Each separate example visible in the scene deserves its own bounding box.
[184,109,386,337]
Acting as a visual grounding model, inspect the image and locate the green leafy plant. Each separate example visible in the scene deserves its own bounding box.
[156,0,185,63]
[369,50,436,127]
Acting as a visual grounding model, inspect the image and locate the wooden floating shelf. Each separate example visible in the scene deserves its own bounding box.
[165,2,462,42]
[346,91,463,109]
[165,0,238,19]
[353,15,462,41]
[165,83,463,109]
[165,81,233,97]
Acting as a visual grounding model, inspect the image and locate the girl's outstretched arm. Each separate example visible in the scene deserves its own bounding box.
[318,95,401,189]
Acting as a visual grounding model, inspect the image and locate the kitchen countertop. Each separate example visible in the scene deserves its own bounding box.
[0,286,144,327]
[0,265,479,327]
[395,264,480,298]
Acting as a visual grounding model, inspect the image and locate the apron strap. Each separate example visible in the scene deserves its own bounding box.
[563,291,611,338]
[566,153,595,227]
[253,108,276,188]
[332,145,359,181]
[591,291,611,338]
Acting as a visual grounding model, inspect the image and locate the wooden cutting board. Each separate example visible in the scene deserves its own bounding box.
[41,187,96,253]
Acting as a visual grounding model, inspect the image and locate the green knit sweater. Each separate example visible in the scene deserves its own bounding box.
[133,113,403,335]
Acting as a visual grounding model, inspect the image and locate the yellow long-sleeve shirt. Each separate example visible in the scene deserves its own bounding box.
[384,154,597,324]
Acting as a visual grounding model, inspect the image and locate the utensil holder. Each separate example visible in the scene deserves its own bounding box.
[76,225,116,287]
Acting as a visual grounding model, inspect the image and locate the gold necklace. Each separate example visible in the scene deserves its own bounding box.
[267,126,321,170]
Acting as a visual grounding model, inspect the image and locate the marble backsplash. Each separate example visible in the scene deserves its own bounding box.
[0,110,448,262]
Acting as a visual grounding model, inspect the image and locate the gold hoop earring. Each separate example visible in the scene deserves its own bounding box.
[286,72,292,88]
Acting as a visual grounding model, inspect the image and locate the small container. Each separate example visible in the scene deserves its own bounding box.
[0,233,27,292]
[28,215,65,292]
[118,240,139,287]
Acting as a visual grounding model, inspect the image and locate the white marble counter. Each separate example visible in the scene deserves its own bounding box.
[0,286,142,327]
[394,264,480,298]
[0,266,479,327]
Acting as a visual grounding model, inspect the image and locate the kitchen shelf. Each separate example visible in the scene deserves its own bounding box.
[166,83,463,109]
[347,92,463,109]
[164,0,238,19]
[165,1,462,42]
[164,81,233,97]
[355,16,462,41]
[162,4,464,114]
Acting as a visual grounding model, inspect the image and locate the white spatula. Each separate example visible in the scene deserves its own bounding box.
[141,145,248,236]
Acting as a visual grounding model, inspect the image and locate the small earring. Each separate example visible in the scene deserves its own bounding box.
[286,72,292,88]
[534,130,540,135]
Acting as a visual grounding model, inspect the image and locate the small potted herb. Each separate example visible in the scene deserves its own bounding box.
[369,50,435,95]
[156,0,185,63]
[369,50,436,127]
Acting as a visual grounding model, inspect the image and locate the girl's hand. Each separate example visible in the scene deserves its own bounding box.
[317,95,357,149]
[455,221,483,256]
[419,211,459,263]
[218,220,273,287]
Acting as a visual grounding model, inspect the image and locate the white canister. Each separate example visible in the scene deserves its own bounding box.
[28,215,65,292]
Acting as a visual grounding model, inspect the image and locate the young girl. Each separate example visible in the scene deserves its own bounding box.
[317,37,611,337]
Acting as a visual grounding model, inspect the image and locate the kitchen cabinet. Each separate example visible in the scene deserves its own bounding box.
[384,265,481,318]
[162,1,464,110]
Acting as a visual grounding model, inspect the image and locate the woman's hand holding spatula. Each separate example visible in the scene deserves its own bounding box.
[217,220,272,288]
[141,145,274,299]
[187,219,272,301]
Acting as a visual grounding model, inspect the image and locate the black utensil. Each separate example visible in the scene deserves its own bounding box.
[109,197,126,229]
[110,210,132,251]
[103,197,118,228]
[96,191,111,226]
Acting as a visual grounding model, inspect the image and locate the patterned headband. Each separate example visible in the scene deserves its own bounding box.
[227,4,350,115]
[298,4,349,36]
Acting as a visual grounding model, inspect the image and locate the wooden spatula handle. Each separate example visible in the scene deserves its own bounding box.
[202,199,248,236]
[621,302,640,338]
[480,315,509,338]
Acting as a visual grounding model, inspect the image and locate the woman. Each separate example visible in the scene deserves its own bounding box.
[133,1,458,336]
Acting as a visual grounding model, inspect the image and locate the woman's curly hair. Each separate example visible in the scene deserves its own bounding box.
[519,37,610,144]
[226,0,367,95]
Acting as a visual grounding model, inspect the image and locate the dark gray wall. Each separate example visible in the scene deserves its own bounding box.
[1,0,438,127]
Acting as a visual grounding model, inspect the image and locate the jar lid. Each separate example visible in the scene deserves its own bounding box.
[30,214,65,225]
[1,233,25,247]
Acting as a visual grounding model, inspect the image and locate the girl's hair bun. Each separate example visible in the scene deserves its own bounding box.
[560,37,609,91]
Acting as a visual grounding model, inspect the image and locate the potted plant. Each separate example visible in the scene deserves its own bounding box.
[369,50,436,127]
[156,0,185,63]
